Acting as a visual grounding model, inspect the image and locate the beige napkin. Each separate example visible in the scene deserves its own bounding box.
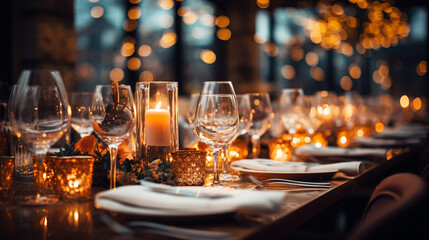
[231,159,364,176]
[295,144,387,158]
[95,185,286,215]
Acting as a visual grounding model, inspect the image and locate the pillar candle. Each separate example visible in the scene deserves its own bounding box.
[145,107,171,146]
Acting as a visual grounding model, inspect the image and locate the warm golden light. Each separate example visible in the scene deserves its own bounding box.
[177,6,189,17]
[291,48,304,61]
[183,11,198,25]
[417,61,427,76]
[129,0,141,3]
[123,20,137,32]
[281,65,296,80]
[110,68,124,82]
[138,45,152,57]
[127,57,141,71]
[128,7,142,20]
[158,0,174,10]
[139,71,154,82]
[91,6,104,18]
[217,28,231,41]
[340,76,353,91]
[257,0,270,8]
[305,52,319,67]
[375,122,384,133]
[215,15,230,28]
[200,49,216,64]
[349,64,362,79]
[400,95,410,108]
[310,67,324,81]
[412,97,422,112]
[160,31,177,48]
[265,42,279,57]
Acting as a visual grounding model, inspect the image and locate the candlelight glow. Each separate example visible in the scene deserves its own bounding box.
[412,97,422,111]
[400,95,410,108]
[375,122,384,133]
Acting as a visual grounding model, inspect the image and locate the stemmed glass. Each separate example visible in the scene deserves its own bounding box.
[279,88,307,138]
[194,81,239,186]
[9,69,70,205]
[221,94,252,181]
[70,92,94,138]
[90,84,135,189]
[247,93,273,159]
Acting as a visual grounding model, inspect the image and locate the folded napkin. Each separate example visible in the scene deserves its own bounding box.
[95,185,286,215]
[295,144,387,158]
[376,127,427,139]
[231,159,364,176]
[353,136,421,147]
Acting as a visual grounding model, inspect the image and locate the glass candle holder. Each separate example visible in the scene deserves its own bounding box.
[52,156,94,201]
[136,82,178,166]
[33,155,56,193]
[0,156,15,194]
[269,136,293,161]
[171,150,206,186]
[226,138,249,162]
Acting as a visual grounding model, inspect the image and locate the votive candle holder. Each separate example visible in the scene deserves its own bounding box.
[171,150,206,186]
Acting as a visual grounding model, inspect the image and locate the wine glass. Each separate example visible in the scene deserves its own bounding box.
[186,93,200,125]
[90,84,135,189]
[279,88,306,137]
[221,94,252,181]
[247,93,273,159]
[70,92,93,138]
[194,81,239,186]
[9,69,70,205]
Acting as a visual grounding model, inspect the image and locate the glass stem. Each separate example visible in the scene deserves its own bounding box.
[212,148,221,185]
[109,146,118,189]
[251,135,261,158]
[222,144,230,174]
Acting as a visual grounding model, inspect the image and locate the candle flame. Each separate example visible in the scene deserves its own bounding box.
[156,101,162,109]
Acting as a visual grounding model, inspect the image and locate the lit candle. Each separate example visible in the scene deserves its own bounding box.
[145,102,171,146]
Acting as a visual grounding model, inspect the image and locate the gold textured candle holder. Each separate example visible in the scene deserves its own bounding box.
[33,155,55,192]
[171,150,206,186]
[269,136,293,162]
[0,156,15,195]
[52,156,94,201]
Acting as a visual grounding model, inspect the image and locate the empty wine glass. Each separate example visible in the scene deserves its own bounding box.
[90,84,135,189]
[247,93,273,159]
[280,88,306,137]
[221,94,252,181]
[194,81,239,186]
[70,92,93,138]
[185,93,200,125]
[9,69,70,205]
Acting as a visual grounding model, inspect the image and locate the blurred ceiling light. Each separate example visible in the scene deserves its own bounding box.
[128,6,142,20]
[400,95,409,108]
[127,57,141,71]
[177,6,190,17]
[291,48,304,61]
[417,60,427,76]
[411,97,422,111]
[265,42,279,57]
[158,0,174,10]
[129,0,141,3]
[340,76,353,91]
[281,65,296,80]
[91,6,104,18]
[257,0,270,9]
[123,20,137,32]
[348,64,361,79]
[215,15,230,28]
[110,68,124,82]
[183,11,198,25]
[160,31,177,48]
[305,52,318,67]
[138,45,152,57]
[121,42,135,57]
[310,67,324,81]
[140,71,154,82]
[200,50,216,64]
[217,28,231,41]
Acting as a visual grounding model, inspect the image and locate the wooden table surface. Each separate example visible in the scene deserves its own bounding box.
[0,147,422,240]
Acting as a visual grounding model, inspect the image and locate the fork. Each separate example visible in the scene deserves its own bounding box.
[99,213,234,240]
[240,174,332,189]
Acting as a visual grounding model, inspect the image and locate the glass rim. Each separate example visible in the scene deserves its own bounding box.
[136,81,178,85]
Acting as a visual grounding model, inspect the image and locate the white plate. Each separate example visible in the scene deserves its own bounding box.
[95,198,235,219]
[230,161,337,181]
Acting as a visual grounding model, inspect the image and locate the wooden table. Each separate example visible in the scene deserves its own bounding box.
[0,147,422,240]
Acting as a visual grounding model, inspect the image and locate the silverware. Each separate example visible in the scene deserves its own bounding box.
[99,213,233,240]
[139,180,231,199]
[240,174,331,189]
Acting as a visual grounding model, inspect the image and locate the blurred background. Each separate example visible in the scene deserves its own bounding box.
[0,0,428,98]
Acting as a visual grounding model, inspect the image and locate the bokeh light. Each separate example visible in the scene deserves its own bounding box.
[200,50,216,64]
